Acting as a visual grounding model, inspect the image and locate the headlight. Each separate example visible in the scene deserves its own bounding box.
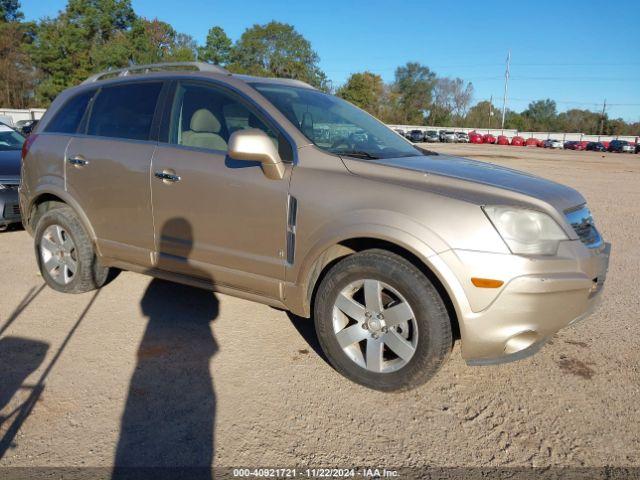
[483,206,568,255]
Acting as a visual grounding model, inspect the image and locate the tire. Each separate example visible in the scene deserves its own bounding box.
[314,249,452,392]
[34,204,110,293]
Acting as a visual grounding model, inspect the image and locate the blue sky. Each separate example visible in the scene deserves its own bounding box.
[22,0,640,121]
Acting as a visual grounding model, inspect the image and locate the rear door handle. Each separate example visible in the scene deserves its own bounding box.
[68,156,89,167]
[154,170,181,183]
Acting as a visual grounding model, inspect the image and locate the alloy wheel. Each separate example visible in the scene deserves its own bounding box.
[332,279,418,373]
[40,224,78,285]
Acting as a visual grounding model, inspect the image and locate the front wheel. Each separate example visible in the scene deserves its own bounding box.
[314,249,453,391]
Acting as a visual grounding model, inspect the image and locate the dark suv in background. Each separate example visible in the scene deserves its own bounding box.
[0,124,24,230]
[608,140,634,153]
[407,129,425,143]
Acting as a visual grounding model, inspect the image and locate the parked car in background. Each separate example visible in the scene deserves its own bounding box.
[586,142,606,152]
[424,130,439,142]
[469,132,483,143]
[456,132,469,143]
[482,134,496,144]
[543,139,563,149]
[524,138,541,147]
[635,143,640,154]
[564,141,585,151]
[441,131,458,143]
[408,129,425,143]
[394,128,405,137]
[496,135,510,145]
[0,124,24,230]
[600,141,610,149]
[510,136,525,146]
[15,119,39,137]
[20,62,610,391]
[608,140,634,153]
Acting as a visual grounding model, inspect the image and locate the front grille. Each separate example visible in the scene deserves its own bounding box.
[3,203,20,219]
[565,205,602,248]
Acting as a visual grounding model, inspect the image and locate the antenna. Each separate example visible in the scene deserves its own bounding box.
[501,50,511,129]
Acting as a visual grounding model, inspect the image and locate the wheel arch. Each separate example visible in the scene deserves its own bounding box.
[27,188,98,246]
[300,236,461,341]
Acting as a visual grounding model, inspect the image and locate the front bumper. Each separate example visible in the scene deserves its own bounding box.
[0,187,21,227]
[437,240,610,363]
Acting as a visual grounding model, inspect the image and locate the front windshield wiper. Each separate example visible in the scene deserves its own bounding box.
[338,150,381,160]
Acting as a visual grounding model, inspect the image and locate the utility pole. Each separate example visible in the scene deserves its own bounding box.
[501,50,511,129]
[599,99,607,135]
[488,95,493,128]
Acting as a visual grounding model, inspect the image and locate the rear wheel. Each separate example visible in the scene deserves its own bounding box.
[314,249,452,391]
[34,205,110,293]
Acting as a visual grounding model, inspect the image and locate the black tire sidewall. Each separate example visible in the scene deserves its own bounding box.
[34,207,106,293]
[314,250,452,392]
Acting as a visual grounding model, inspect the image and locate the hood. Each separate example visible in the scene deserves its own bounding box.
[342,154,585,212]
[0,149,21,178]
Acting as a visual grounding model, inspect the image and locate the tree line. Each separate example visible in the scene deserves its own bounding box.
[1,0,637,136]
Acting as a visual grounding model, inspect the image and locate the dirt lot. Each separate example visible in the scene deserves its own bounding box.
[1,144,639,475]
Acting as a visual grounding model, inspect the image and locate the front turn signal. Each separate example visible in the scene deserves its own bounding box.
[471,277,504,288]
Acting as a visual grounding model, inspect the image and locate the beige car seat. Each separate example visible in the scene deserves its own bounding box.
[181,109,228,151]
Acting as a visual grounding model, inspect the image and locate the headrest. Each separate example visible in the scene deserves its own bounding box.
[190,109,221,133]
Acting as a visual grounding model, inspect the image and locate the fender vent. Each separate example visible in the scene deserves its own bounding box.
[286,195,298,264]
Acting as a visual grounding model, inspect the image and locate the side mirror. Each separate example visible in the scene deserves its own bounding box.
[228,129,285,180]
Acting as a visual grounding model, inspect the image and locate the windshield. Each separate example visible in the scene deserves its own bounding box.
[251,83,422,160]
[0,127,25,151]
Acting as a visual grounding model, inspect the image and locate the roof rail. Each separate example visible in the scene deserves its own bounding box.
[82,62,230,84]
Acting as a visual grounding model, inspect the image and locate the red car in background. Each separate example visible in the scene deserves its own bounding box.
[510,136,525,146]
[496,135,510,145]
[469,132,483,143]
[564,141,586,151]
[579,141,589,150]
[601,141,610,149]
[482,134,496,144]
[525,137,541,147]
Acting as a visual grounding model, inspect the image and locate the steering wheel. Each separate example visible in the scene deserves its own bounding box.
[331,137,353,150]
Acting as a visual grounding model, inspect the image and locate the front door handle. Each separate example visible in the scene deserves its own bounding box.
[68,156,89,167]
[154,170,181,183]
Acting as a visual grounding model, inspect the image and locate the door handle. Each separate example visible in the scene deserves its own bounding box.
[68,156,89,167]
[154,170,181,183]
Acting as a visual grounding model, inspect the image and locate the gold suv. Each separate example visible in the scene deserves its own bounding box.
[20,63,610,391]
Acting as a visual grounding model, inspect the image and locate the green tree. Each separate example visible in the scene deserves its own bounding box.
[0,0,23,22]
[197,26,232,65]
[336,71,384,116]
[522,99,558,131]
[229,21,327,89]
[0,21,35,107]
[29,0,136,102]
[392,62,436,125]
[66,0,135,43]
[127,18,195,64]
[503,110,527,131]
[463,100,501,128]
[428,77,474,126]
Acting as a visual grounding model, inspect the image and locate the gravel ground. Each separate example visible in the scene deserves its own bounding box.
[0,144,638,476]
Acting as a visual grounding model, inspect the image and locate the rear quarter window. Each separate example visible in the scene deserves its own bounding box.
[86,82,163,141]
[44,90,95,134]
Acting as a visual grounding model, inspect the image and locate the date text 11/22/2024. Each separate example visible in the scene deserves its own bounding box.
[232,468,399,478]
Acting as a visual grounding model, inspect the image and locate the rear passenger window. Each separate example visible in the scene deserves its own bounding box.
[87,83,162,141]
[45,90,95,134]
